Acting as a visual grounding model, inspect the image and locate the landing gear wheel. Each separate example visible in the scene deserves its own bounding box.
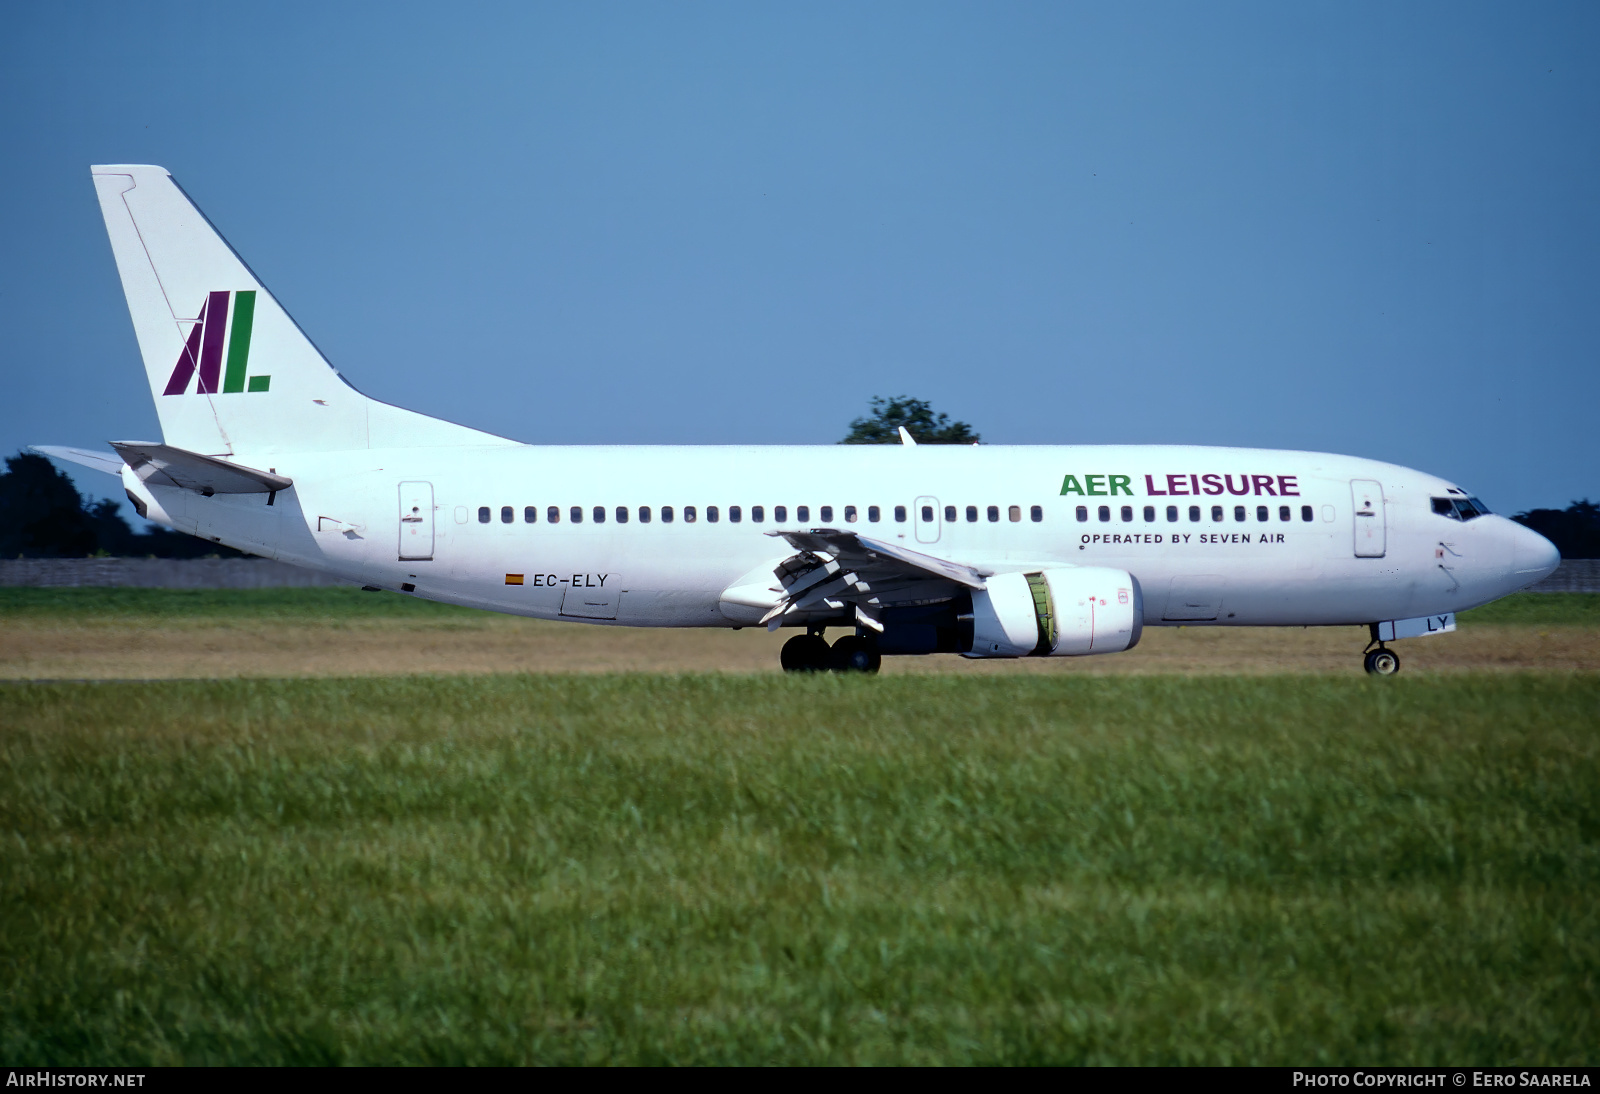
[780,634,830,673]
[1363,647,1401,676]
[827,635,882,674]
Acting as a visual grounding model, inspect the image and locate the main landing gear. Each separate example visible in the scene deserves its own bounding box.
[780,629,882,674]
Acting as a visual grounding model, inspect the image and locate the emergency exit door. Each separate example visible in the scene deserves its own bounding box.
[399,481,435,560]
[1351,479,1386,558]
[914,496,941,543]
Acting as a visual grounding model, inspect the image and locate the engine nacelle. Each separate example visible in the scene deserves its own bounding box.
[966,567,1143,658]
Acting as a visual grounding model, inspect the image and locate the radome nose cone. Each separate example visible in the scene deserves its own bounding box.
[1512,524,1561,584]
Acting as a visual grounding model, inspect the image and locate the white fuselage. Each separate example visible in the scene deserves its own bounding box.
[127,442,1557,635]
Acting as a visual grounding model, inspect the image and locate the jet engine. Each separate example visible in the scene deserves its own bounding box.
[965,567,1143,658]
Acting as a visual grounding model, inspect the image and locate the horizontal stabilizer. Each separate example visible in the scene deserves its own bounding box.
[29,445,126,476]
[111,441,292,495]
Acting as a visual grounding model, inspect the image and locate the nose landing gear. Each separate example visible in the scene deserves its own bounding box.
[1362,622,1404,676]
[1362,644,1401,676]
[780,629,882,674]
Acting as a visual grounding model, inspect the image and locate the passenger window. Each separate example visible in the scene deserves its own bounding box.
[1098,505,1110,522]
[1008,505,1021,522]
[616,506,628,524]
[820,506,833,522]
[570,506,582,524]
[1189,506,1201,522]
[547,506,560,524]
[1166,505,1178,522]
[798,505,810,522]
[897,506,909,523]
[639,506,652,523]
[1030,505,1043,523]
[987,505,1000,523]
[662,506,675,523]
[501,506,513,524]
[1256,505,1268,522]
[729,505,741,523]
[967,505,979,523]
[1301,505,1313,522]
[707,506,719,523]
[1211,505,1223,522]
[752,505,764,523]
[844,505,858,523]
[1234,505,1246,522]
[1119,505,1132,522]
[1279,505,1290,522]
[868,505,881,522]
[524,506,537,523]
[774,505,786,522]
[1143,505,1155,522]
[477,506,490,524]
[944,505,956,522]
[684,506,696,523]
[593,506,606,524]
[1076,505,1089,522]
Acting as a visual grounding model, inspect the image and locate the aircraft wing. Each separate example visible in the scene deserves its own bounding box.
[758,528,988,632]
[110,441,293,495]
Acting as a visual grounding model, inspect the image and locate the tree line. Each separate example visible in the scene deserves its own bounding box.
[0,453,245,559]
[1510,499,1600,560]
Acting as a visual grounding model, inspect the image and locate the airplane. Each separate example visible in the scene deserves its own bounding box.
[33,164,1562,676]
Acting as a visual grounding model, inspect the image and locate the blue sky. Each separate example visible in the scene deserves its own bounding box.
[3,1,1596,519]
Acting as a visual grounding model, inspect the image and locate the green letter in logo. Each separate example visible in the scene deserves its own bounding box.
[1060,475,1084,496]
[222,291,256,393]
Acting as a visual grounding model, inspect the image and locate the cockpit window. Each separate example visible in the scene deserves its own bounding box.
[1432,496,1492,521]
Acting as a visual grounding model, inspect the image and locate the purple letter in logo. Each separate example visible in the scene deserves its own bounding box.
[162,302,208,396]
[162,292,234,395]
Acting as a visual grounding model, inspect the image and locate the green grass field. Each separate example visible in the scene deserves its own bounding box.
[2,673,1596,1064]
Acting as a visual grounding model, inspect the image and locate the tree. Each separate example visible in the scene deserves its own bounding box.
[0,453,99,557]
[0,451,247,558]
[840,396,980,445]
[1512,499,1600,559]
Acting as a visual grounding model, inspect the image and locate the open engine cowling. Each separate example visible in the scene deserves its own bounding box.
[965,567,1143,658]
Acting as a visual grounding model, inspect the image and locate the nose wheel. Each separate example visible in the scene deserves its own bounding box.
[1362,645,1401,676]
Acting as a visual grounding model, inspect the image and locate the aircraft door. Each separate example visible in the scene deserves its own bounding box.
[914,496,941,543]
[1351,479,1386,558]
[399,481,435,560]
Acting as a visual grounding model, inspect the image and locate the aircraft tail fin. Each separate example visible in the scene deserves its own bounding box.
[90,165,514,459]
